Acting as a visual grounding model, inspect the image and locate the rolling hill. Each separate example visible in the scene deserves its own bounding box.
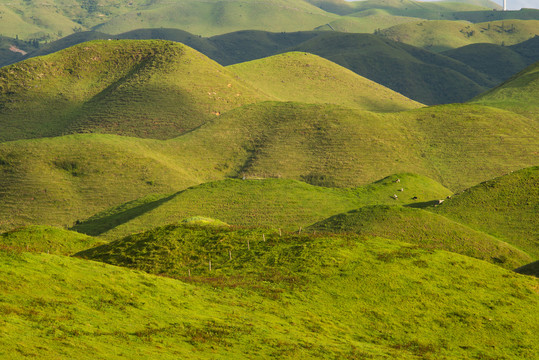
[378,19,539,52]
[1,230,537,359]
[0,40,270,142]
[308,205,532,269]
[286,32,496,104]
[434,166,539,259]
[70,173,452,239]
[228,52,423,112]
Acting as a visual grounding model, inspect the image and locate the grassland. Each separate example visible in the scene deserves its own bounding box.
[71,173,452,239]
[0,40,270,142]
[379,19,539,52]
[434,166,539,259]
[1,231,537,359]
[308,205,532,269]
[228,52,423,112]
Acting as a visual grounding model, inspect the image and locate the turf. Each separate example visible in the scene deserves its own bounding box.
[433,166,539,259]
[228,52,423,112]
[71,173,453,239]
[308,205,532,269]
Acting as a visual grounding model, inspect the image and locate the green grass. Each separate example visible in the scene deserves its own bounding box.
[515,261,539,277]
[228,52,423,112]
[0,39,270,142]
[287,32,495,104]
[308,205,532,269]
[471,61,539,115]
[0,225,103,255]
[71,173,452,239]
[1,100,537,232]
[434,166,539,259]
[314,11,419,33]
[379,19,539,52]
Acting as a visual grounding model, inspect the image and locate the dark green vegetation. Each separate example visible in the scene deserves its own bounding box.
[515,261,539,277]
[308,205,531,269]
[434,166,539,259]
[71,174,452,239]
[442,36,539,83]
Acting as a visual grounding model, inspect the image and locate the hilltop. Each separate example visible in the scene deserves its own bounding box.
[228,52,423,112]
[434,166,539,259]
[71,173,452,239]
[0,40,269,142]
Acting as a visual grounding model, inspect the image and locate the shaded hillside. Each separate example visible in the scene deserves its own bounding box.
[515,260,539,277]
[379,19,539,52]
[434,166,539,259]
[287,32,495,104]
[228,52,423,112]
[0,40,269,142]
[442,42,535,83]
[71,174,452,239]
[308,205,531,269]
[453,8,539,23]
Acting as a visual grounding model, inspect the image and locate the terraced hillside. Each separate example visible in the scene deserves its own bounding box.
[228,52,423,112]
[434,166,539,259]
[71,173,452,239]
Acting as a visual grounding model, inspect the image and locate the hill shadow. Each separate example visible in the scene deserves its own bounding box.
[70,192,178,236]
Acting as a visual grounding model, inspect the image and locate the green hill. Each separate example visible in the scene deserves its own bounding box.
[442,42,533,83]
[228,52,423,112]
[434,166,539,259]
[1,100,537,232]
[308,205,531,269]
[92,0,337,37]
[453,8,539,23]
[287,32,495,104]
[0,225,102,255]
[471,61,539,114]
[379,19,539,52]
[0,40,270,142]
[314,11,419,33]
[1,230,537,359]
[71,173,452,239]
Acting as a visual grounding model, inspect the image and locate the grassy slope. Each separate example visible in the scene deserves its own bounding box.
[442,43,531,83]
[308,205,532,269]
[0,40,270,142]
[434,166,539,259]
[71,173,452,239]
[1,233,537,359]
[471,61,539,115]
[93,0,338,37]
[315,11,420,33]
[1,100,537,231]
[287,32,494,104]
[379,19,539,52]
[0,226,102,255]
[228,52,423,112]
[515,260,539,277]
